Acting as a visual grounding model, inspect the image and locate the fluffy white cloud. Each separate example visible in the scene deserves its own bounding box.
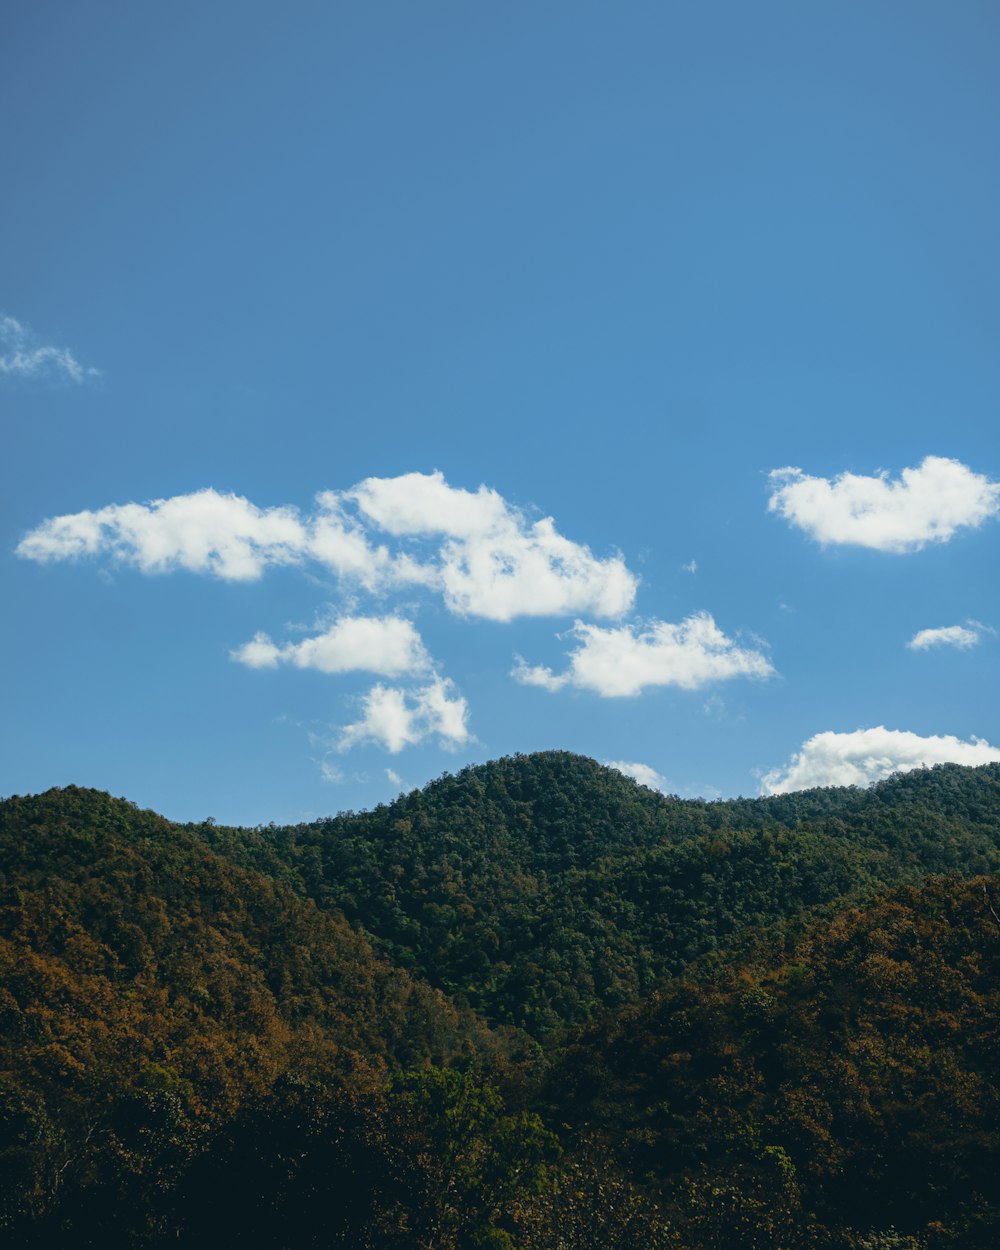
[309,491,437,591]
[18,489,308,581]
[441,513,636,621]
[350,471,637,621]
[15,487,433,587]
[18,472,635,619]
[349,471,510,538]
[907,621,990,651]
[768,456,1000,552]
[338,677,471,753]
[514,613,774,697]
[0,315,99,383]
[232,615,431,677]
[761,727,1000,794]
[605,760,668,791]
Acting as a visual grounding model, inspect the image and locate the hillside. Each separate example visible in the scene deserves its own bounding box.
[542,872,1000,1248]
[192,752,1000,1034]
[0,786,515,1244]
[4,757,1000,1247]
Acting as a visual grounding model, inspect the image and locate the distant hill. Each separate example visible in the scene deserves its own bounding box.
[191,752,1000,1034]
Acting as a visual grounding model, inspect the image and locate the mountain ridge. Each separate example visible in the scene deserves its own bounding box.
[4,755,1000,1246]
[184,752,1000,1033]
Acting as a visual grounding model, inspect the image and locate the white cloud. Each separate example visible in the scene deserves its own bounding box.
[905,625,975,655]
[309,491,436,591]
[386,768,404,788]
[606,760,668,791]
[761,727,1000,794]
[0,315,99,383]
[338,677,471,753]
[232,615,431,677]
[349,471,510,538]
[514,612,774,697]
[440,514,636,622]
[907,622,986,651]
[512,659,569,692]
[350,471,638,622]
[18,489,308,581]
[235,613,463,758]
[768,456,1000,552]
[18,472,636,620]
[682,559,697,573]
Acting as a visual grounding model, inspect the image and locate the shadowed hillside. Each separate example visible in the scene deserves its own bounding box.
[541,872,1000,1248]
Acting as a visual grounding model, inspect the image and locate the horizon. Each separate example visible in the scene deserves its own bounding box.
[5,750,997,831]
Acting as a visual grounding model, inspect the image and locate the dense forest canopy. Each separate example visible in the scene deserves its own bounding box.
[194,752,1000,1033]
[3,754,1000,1247]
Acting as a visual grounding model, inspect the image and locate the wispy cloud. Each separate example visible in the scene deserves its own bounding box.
[514,612,773,697]
[768,456,1000,552]
[907,620,993,651]
[0,314,99,383]
[761,726,1000,794]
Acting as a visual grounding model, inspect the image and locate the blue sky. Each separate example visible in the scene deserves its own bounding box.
[3,1,999,824]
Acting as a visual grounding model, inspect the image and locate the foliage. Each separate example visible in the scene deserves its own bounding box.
[195,752,1000,1034]
[0,785,506,1243]
[4,756,1000,1246]
[544,873,1000,1248]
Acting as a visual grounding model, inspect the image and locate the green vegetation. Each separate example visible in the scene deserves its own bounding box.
[545,872,1000,1247]
[195,752,1000,1033]
[2,754,1000,1246]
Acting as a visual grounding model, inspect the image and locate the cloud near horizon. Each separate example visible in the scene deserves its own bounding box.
[761,727,1000,794]
[0,315,99,383]
[514,612,774,697]
[606,760,669,791]
[768,456,1000,552]
[18,473,637,621]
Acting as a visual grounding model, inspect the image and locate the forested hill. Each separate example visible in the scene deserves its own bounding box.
[0,787,510,1221]
[0,785,501,1082]
[541,871,1000,1248]
[191,753,1000,1034]
[4,760,1000,1246]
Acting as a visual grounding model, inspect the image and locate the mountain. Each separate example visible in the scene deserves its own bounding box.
[3,755,1000,1247]
[0,785,514,1244]
[192,752,1000,1034]
[542,872,1000,1249]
